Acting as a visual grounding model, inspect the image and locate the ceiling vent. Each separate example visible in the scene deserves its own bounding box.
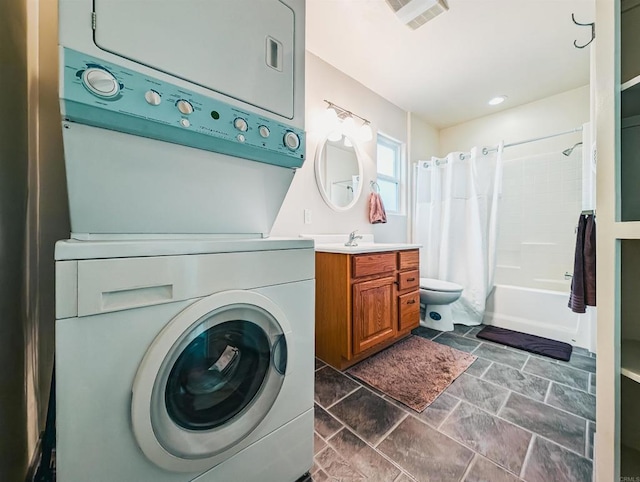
[385,0,449,30]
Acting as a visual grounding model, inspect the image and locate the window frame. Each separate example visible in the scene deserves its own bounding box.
[376,133,403,214]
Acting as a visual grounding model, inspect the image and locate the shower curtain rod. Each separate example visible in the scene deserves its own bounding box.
[483,126,583,155]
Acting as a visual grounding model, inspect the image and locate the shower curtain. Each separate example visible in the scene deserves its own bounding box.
[415,144,504,325]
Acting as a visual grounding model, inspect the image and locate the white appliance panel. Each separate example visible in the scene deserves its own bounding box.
[93,0,295,119]
[62,122,295,237]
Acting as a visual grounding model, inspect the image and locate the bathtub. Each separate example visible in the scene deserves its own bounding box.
[483,284,596,352]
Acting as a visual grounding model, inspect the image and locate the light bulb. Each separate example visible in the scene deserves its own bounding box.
[328,130,342,142]
[344,136,353,147]
[358,122,373,142]
[323,107,339,132]
[342,116,357,138]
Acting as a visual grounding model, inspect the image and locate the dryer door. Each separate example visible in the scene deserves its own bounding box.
[131,290,290,473]
[93,0,295,119]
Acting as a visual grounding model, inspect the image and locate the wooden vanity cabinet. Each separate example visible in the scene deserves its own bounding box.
[315,248,420,370]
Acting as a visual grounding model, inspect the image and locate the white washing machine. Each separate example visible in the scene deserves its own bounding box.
[55,237,315,481]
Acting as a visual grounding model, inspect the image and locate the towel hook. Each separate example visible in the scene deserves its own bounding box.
[370,180,380,193]
[572,13,595,49]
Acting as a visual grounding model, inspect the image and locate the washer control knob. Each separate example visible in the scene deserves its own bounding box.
[284,131,300,151]
[176,99,194,115]
[145,90,162,106]
[82,68,119,98]
[234,117,248,132]
[258,125,270,138]
[180,118,190,128]
[237,134,246,143]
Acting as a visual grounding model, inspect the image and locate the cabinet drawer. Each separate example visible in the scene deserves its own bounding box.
[398,249,419,271]
[398,270,419,291]
[352,252,396,278]
[398,291,420,332]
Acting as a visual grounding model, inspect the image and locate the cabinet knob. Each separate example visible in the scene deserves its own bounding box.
[407,277,416,282]
[407,299,416,304]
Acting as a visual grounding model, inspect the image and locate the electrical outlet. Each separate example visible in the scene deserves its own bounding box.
[304,209,312,224]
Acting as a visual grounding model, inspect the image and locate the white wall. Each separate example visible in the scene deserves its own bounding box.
[439,85,590,291]
[405,113,440,243]
[272,52,410,239]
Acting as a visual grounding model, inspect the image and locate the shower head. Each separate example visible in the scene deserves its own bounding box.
[562,142,583,156]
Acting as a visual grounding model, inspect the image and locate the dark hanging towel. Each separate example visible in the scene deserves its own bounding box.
[568,214,596,313]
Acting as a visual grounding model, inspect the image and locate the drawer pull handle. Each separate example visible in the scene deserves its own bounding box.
[407,299,416,304]
[407,277,416,282]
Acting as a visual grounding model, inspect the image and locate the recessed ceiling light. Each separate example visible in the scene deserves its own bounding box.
[488,96,507,106]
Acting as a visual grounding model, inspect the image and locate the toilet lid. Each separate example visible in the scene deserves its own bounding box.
[419,278,463,292]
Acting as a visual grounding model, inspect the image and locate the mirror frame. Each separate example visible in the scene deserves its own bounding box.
[314,133,365,212]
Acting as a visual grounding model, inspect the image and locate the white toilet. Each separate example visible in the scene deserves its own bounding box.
[419,278,464,332]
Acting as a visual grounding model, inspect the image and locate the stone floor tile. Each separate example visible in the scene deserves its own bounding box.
[522,436,593,482]
[453,324,474,336]
[378,416,474,482]
[482,362,550,401]
[445,373,509,414]
[315,446,365,480]
[314,403,343,439]
[472,343,529,370]
[315,358,326,370]
[433,332,482,353]
[329,388,407,445]
[523,357,589,391]
[314,366,361,408]
[463,455,521,482]
[441,402,532,474]
[411,326,442,340]
[327,428,401,481]
[415,392,460,428]
[546,383,596,421]
[558,353,596,374]
[465,358,492,377]
[314,432,326,455]
[500,392,586,454]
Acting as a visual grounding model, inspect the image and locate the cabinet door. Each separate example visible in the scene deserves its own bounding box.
[352,277,397,354]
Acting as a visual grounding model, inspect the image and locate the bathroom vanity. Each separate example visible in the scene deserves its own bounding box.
[314,244,421,370]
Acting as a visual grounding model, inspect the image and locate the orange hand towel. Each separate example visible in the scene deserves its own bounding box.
[369,192,387,224]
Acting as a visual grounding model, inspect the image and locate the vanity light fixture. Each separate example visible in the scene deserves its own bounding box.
[488,95,507,106]
[323,100,373,143]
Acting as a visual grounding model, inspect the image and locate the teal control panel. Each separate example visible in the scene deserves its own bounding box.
[60,48,305,169]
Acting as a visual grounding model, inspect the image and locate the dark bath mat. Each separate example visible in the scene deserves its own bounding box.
[476,325,573,361]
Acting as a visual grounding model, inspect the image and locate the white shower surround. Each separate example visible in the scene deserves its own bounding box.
[484,284,596,351]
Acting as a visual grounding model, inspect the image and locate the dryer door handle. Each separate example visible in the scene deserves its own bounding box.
[272,334,288,375]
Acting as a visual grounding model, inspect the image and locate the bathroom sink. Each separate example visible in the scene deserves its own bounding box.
[299,233,421,253]
[312,242,422,254]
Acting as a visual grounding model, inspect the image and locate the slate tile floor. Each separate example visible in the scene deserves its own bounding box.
[308,324,596,482]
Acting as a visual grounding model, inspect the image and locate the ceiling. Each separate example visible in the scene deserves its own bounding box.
[306,0,595,129]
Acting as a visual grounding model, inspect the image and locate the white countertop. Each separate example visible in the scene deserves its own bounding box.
[313,242,422,254]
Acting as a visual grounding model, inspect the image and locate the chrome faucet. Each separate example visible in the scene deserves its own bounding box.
[345,230,363,247]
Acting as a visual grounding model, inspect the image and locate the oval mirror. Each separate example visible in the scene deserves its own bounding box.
[314,134,364,211]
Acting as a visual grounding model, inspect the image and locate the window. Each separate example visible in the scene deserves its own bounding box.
[376,134,402,213]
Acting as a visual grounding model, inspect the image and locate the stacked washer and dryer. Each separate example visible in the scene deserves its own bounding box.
[55,1,313,481]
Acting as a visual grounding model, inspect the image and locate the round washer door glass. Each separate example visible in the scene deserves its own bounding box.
[165,319,276,431]
[133,293,290,469]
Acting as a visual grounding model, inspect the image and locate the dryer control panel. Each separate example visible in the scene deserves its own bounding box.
[60,48,305,169]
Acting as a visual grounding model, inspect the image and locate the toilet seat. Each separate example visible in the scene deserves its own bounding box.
[419,278,463,292]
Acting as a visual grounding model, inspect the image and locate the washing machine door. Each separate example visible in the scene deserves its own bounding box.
[131,290,290,473]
